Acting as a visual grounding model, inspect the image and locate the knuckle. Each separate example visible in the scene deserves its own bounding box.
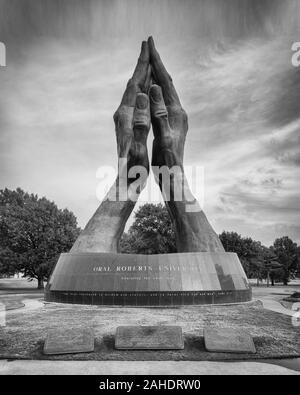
[153,108,168,119]
[114,105,133,129]
[169,106,188,121]
[127,78,138,89]
[169,105,183,116]
[134,121,149,131]
[134,105,150,127]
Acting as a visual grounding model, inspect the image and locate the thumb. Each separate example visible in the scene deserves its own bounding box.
[149,84,170,138]
[133,93,150,140]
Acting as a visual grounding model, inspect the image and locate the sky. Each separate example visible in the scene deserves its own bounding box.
[0,0,300,246]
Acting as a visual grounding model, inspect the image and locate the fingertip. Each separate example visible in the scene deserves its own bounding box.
[139,40,149,60]
[136,93,149,110]
[148,36,156,53]
[149,84,163,103]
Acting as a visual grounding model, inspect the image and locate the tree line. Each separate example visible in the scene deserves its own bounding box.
[0,189,299,288]
[121,204,300,286]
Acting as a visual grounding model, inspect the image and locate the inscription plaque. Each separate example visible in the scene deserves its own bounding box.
[43,327,94,355]
[204,327,256,354]
[45,252,252,306]
[115,326,184,350]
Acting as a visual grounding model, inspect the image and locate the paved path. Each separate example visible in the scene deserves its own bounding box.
[265,358,300,373]
[252,280,300,317]
[0,360,299,375]
[259,298,297,316]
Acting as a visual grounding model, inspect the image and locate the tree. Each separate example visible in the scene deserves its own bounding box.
[259,247,282,286]
[272,236,299,285]
[248,245,282,286]
[297,246,300,276]
[0,246,18,277]
[0,188,80,288]
[219,231,263,278]
[219,231,290,285]
[120,203,176,254]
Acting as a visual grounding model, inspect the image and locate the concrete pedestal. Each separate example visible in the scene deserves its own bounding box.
[45,252,251,305]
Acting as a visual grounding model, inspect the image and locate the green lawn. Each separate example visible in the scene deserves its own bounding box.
[0,277,44,294]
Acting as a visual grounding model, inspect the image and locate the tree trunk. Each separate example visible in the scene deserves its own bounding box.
[37,276,44,290]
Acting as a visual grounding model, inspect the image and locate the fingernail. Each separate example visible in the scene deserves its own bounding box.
[150,85,162,103]
[136,94,148,109]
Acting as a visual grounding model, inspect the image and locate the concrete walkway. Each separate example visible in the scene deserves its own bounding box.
[265,358,300,373]
[252,280,300,317]
[260,298,297,317]
[0,360,299,375]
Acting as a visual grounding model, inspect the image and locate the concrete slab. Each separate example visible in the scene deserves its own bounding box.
[0,360,299,375]
[115,326,184,350]
[44,327,94,355]
[204,327,256,354]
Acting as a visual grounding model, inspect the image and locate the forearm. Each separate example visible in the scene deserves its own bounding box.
[70,179,136,253]
[166,198,225,252]
[155,150,224,253]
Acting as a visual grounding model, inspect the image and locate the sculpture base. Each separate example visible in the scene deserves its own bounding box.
[45,252,252,306]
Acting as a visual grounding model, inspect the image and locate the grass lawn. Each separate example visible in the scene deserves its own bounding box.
[0,300,299,361]
[0,278,45,294]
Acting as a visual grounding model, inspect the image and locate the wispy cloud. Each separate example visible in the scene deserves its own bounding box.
[0,0,299,246]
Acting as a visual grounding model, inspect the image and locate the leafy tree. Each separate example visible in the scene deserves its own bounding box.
[0,246,18,277]
[297,246,300,276]
[219,231,289,284]
[0,188,80,288]
[272,236,299,285]
[219,231,263,277]
[248,245,282,286]
[259,247,282,286]
[120,203,176,254]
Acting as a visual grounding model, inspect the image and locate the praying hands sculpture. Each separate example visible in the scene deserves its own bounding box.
[71,37,224,254]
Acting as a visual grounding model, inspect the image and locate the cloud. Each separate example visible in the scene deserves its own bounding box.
[0,0,299,245]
